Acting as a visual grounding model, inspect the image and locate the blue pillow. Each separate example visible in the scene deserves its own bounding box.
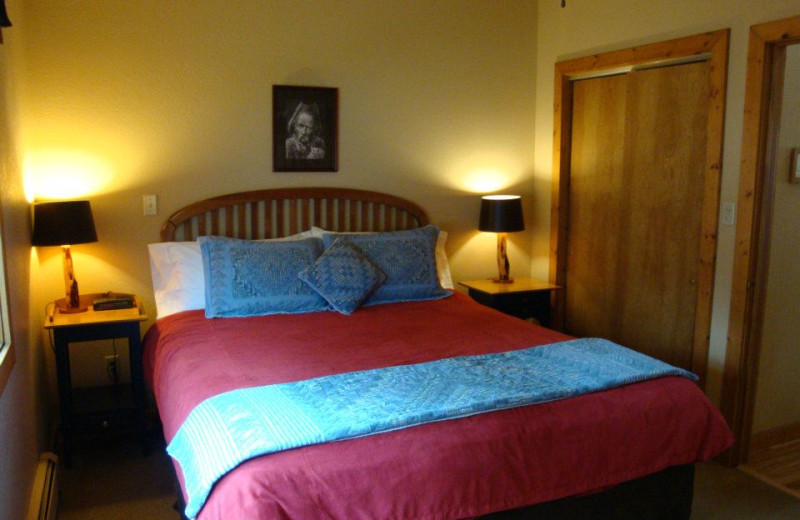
[298,238,386,315]
[199,236,329,318]
[322,225,452,306]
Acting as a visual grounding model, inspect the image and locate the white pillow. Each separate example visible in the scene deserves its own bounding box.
[148,241,205,320]
[434,231,454,290]
[148,231,317,319]
[310,226,454,290]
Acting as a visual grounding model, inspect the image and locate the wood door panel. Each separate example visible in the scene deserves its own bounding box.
[616,63,709,368]
[566,62,709,369]
[566,75,628,341]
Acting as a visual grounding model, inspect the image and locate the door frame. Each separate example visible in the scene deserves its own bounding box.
[720,16,800,466]
[550,30,729,386]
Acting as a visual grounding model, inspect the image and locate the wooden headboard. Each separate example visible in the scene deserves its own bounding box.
[160,187,430,242]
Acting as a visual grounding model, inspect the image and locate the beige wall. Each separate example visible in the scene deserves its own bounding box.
[5,1,800,517]
[20,1,538,387]
[752,44,800,435]
[0,1,48,519]
[534,0,800,405]
[3,2,539,517]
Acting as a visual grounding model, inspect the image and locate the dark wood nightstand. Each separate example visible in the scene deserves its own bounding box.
[44,293,149,467]
[459,278,560,327]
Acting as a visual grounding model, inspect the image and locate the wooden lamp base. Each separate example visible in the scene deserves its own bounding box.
[55,302,88,314]
[493,232,513,284]
[59,245,88,313]
[492,278,515,284]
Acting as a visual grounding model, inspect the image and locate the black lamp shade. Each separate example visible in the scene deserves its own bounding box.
[479,195,524,232]
[31,201,98,247]
[0,1,12,28]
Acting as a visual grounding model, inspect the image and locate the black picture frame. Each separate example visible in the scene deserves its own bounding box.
[273,85,338,172]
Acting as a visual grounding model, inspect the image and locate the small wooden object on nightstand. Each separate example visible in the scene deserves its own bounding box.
[459,278,560,327]
[44,292,148,468]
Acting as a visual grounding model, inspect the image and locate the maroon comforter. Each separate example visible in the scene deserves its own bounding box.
[143,292,733,520]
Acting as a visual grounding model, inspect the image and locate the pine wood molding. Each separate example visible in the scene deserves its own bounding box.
[0,342,14,396]
[550,29,729,386]
[720,15,800,467]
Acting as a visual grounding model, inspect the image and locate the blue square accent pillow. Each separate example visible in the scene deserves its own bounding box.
[322,225,452,306]
[298,238,386,315]
[199,236,329,318]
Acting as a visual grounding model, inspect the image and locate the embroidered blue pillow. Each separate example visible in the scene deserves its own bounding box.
[322,225,452,306]
[199,236,329,318]
[298,238,386,315]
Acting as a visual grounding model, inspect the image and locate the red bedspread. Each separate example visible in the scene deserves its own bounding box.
[143,292,733,520]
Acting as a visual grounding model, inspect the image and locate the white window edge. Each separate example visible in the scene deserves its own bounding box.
[0,223,15,396]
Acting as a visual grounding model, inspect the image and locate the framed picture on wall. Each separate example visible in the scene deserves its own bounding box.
[791,148,800,184]
[273,85,338,172]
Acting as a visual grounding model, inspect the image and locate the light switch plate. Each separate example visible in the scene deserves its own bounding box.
[143,194,158,216]
[722,202,736,227]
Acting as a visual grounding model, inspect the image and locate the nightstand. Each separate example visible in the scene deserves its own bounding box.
[44,293,149,467]
[459,278,560,327]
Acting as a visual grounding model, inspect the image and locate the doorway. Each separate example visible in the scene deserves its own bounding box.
[722,16,800,482]
[550,30,729,383]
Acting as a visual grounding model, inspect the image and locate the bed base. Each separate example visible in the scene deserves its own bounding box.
[169,463,694,520]
[484,464,694,520]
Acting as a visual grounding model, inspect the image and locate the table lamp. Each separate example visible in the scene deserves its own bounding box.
[0,1,12,28]
[479,195,524,283]
[31,200,98,313]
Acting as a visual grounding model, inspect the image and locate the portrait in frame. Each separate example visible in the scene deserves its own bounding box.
[273,85,338,172]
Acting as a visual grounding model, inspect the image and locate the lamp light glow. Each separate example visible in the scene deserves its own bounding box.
[24,150,113,200]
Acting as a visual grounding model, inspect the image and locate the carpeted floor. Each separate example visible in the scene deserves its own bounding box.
[57,434,800,520]
[693,461,800,519]
[57,433,175,520]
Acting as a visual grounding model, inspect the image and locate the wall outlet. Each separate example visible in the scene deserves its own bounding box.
[104,354,119,383]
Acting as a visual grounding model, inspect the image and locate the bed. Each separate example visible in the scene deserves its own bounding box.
[143,187,733,520]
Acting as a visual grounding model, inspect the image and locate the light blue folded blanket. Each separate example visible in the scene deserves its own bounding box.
[168,337,696,518]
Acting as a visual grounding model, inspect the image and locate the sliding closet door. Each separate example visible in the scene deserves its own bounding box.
[565,61,710,369]
[565,74,628,342]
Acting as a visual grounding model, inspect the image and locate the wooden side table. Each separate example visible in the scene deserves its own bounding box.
[459,278,561,327]
[44,293,149,467]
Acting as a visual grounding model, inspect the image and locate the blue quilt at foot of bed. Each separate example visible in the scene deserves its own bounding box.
[168,337,696,519]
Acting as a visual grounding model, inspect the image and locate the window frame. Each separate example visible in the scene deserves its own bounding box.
[0,215,15,397]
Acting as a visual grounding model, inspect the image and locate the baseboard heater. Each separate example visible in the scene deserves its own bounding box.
[27,452,59,520]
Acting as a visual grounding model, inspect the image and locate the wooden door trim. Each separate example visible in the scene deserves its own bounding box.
[720,16,800,466]
[550,29,730,386]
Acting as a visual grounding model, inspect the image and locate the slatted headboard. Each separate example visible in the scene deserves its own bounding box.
[160,187,430,242]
